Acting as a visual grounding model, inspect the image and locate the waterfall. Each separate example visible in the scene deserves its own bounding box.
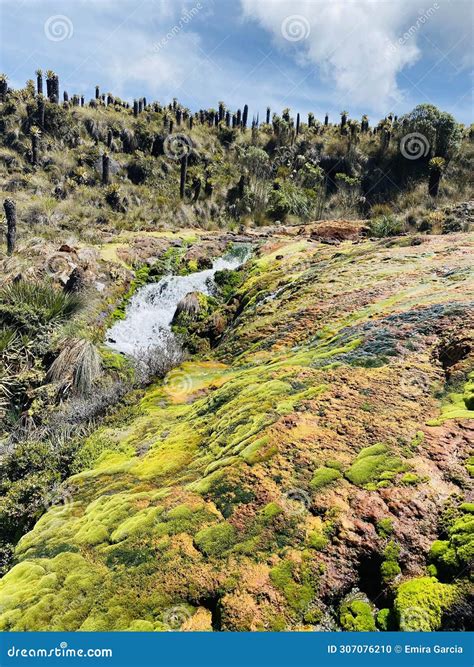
[106,246,250,357]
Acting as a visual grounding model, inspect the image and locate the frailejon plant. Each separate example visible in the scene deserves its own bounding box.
[428,157,446,197]
[3,198,16,255]
[35,69,43,96]
[30,126,41,166]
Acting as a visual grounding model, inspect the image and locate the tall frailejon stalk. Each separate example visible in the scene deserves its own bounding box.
[102,152,110,185]
[35,69,43,96]
[296,113,300,135]
[95,85,100,99]
[308,112,314,127]
[340,110,348,133]
[30,126,41,165]
[361,114,369,133]
[0,74,8,103]
[133,100,138,117]
[242,104,249,130]
[180,155,188,199]
[46,70,59,102]
[266,107,271,124]
[218,101,225,122]
[324,113,329,126]
[3,198,16,256]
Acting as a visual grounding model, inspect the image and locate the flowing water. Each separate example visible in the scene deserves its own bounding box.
[106,245,251,357]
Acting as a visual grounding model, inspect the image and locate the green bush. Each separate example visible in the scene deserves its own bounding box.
[368,215,404,238]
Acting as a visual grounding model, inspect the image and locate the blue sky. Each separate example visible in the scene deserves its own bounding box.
[1,0,472,124]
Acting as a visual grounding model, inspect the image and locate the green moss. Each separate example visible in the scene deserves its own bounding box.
[381,541,401,583]
[339,595,376,631]
[307,531,328,551]
[400,472,420,485]
[260,502,283,522]
[310,466,342,491]
[429,505,474,576]
[376,607,396,631]
[72,430,134,473]
[428,372,474,425]
[395,576,458,631]
[376,518,394,537]
[269,560,315,615]
[194,522,237,557]
[345,444,405,487]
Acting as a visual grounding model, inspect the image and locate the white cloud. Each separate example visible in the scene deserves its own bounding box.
[240,0,471,113]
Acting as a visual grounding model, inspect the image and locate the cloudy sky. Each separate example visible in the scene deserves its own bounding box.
[1,0,472,123]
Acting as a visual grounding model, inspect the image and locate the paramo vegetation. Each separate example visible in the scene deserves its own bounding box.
[0,71,472,632]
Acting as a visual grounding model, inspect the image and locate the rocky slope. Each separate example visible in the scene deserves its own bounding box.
[0,224,473,632]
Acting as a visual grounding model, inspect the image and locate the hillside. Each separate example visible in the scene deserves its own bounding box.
[0,73,473,633]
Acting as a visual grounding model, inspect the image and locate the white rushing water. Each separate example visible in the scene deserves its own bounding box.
[106,246,250,357]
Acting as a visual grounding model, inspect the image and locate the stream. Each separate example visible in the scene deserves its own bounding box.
[106,245,251,357]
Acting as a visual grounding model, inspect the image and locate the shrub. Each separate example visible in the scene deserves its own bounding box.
[368,215,404,238]
[0,281,83,332]
[47,339,102,396]
[268,180,316,221]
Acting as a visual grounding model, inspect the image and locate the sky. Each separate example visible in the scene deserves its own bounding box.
[0,0,472,124]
